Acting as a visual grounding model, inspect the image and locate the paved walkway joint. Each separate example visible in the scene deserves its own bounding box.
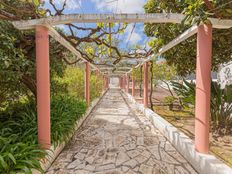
[47,89,198,174]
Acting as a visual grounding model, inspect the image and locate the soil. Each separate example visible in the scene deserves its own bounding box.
[132,86,232,167]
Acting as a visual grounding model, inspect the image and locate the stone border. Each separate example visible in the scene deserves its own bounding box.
[32,89,108,174]
[123,91,232,174]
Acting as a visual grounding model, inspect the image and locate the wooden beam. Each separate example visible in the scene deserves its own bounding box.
[128,25,199,74]
[12,13,185,30]
[12,13,232,30]
[158,25,198,55]
[46,25,99,71]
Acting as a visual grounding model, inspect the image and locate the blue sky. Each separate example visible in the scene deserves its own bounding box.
[43,0,150,50]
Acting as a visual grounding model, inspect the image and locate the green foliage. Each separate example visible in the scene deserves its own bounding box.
[54,67,84,99]
[90,74,104,100]
[144,0,232,76]
[163,96,175,105]
[0,94,87,173]
[54,67,103,101]
[0,102,45,173]
[210,83,232,131]
[153,62,177,85]
[172,80,232,132]
[171,79,195,107]
[51,95,87,147]
[0,20,31,109]
[163,96,176,110]
[0,20,67,110]
[132,61,177,85]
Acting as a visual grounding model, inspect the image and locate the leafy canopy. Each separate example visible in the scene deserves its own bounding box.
[144,0,232,76]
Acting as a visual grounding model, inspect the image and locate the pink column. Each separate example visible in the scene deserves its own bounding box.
[121,77,124,89]
[119,77,122,88]
[104,76,109,90]
[195,24,212,153]
[95,69,100,76]
[36,26,51,149]
[104,76,107,90]
[85,62,90,106]
[132,76,135,97]
[102,75,105,90]
[126,75,129,93]
[107,77,109,89]
[143,62,148,108]
[123,76,126,90]
[121,77,123,89]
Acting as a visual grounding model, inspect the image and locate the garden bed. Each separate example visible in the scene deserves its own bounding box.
[133,87,232,167]
[0,95,87,173]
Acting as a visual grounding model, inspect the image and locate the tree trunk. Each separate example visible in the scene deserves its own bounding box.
[21,74,37,97]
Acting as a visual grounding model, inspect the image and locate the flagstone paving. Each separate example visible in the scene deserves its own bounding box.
[46,89,198,174]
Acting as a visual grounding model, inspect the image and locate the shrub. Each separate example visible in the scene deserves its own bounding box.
[54,67,103,101]
[163,96,176,110]
[0,102,45,173]
[0,94,87,173]
[171,79,195,107]
[171,80,232,132]
[211,83,232,132]
[51,95,87,147]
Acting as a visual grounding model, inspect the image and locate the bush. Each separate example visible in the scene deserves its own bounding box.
[211,83,232,132]
[171,79,195,107]
[51,95,87,147]
[0,102,45,173]
[0,95,87,173]
[54,67,103,101]
[163,96,176,110]
[171,80,232,132]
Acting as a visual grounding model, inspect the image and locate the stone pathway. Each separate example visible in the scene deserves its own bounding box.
[47,89,198,174]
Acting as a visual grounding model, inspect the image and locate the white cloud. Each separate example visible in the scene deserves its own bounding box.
[91,0,146,13]
[129,32,141,44]
[44,0,81,10]
[124,24,142,45]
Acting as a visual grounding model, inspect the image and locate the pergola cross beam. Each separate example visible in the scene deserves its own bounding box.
[127,25,198,73]
[12,13,232,30]
[47,25,98,71]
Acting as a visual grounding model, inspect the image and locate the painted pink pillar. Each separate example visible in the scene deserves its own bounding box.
[102,75,105,90]
[143,62,149,108]
[119,77,122,89]
[95,69,100,77]
[132,76,135,97]
[107,77,109,89]
[104,76,108,90]
[122,76,125,90]
[121,77,124,89]
[126,75,129,93]
[195,24,212,154]
[85,62,90,106]
[36,25,51,149]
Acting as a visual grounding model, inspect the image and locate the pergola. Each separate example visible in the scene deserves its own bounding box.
[12,13,232,154]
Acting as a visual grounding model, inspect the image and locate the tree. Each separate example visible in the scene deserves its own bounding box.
[144,0,232,76]
[41,0,153,65]
[0,1,69,108]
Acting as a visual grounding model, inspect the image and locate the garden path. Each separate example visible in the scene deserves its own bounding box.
[46,89,197,174]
